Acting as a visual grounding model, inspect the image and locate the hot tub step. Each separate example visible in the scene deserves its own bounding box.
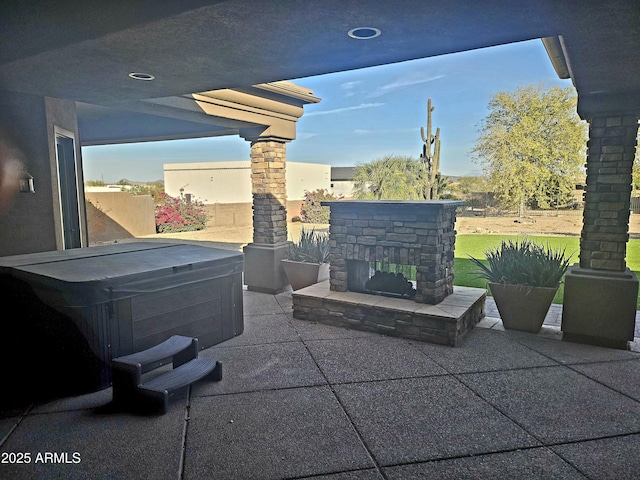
[113,335,199,373]
[111,335,222,414]
[138,358,222,414]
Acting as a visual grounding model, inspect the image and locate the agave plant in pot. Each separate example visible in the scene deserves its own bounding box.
[469,238,572,333]
[281,227,330,291]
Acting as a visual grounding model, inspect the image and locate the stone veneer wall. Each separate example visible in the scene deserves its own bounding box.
[250,140,288,244]
[581,116,639,271]
[322,201,463,304]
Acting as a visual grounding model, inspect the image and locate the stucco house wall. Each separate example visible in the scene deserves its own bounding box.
[164,162,251,204]
[164,161,330,203]
[330,166,356,198]
[0,94,84,256]
[330,180,355,198]
[163,161,330,226]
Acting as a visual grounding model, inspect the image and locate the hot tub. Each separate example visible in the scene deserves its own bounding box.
[0,242,243,401]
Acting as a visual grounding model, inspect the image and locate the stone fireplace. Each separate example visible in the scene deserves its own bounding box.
[325,200,460,304]
[291,200,487,347]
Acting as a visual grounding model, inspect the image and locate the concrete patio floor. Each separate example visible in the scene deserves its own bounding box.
[2,289,640,479]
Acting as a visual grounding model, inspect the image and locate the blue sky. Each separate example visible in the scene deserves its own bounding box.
[83,39,573,183]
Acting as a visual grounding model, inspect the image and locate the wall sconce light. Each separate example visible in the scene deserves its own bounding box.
[19,170,35,193]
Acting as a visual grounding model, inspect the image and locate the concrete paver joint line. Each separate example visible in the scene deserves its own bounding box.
[297,334,388,479]
[565,361,640,406]
[178,387,192,480]
[0,418,21,449]
[451,373,549,446]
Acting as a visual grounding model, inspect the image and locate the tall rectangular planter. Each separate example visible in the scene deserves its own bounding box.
[561,265,638,349]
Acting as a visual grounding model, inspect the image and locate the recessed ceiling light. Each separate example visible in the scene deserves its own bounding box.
[128,72,155,81]
[348,27,381,40]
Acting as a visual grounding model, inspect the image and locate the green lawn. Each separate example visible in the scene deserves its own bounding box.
[454,234,640,308]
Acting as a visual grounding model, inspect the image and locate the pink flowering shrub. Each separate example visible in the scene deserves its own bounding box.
[299,189,340,224]
[154,192,209,233]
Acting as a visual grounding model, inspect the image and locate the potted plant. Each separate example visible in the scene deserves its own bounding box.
[281,227,330,290]
[469,238,572,333]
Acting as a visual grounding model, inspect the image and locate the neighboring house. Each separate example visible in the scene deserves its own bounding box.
[164,161,331,226]
[164,162,252,204]
[164,161,330,203]
[330,167,356,198]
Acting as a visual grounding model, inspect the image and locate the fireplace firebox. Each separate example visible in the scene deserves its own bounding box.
[324,200,462,304]
[347,260,417,299]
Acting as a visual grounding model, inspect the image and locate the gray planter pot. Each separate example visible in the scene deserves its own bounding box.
[488,282,558,333]
[281,260,330,291]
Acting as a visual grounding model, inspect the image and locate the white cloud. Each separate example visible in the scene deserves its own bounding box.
[340,80,363,97]
[296,132,321,140]
[348,127,420,138]
[341,80,362,90]
[371,73,445,97]
[304,102,385,117]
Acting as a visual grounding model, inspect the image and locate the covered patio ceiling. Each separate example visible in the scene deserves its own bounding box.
[1,1,639,145]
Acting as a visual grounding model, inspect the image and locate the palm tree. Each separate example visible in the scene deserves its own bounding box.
[435,175,452,198]
[352,155,425,200]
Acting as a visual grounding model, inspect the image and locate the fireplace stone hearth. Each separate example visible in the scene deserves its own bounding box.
[292,281,486,346]
[291,200,486,346]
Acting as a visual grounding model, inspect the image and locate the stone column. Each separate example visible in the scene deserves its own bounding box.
[242,138,290,293]
[250,140,288,244]
[580,116,638,270]
[561,115,639,348]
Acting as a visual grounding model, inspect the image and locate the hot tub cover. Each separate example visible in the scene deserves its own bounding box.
[0,242,244,306]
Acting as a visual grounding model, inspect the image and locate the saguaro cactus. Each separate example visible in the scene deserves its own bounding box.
[420,98,441,200]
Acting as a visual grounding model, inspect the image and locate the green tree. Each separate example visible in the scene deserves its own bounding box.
[454,176,490,196]
[85,180,106,187]
[472,85,587,215]
[125,181,165,199]
[352,155,425,200]
[449,176,492,208]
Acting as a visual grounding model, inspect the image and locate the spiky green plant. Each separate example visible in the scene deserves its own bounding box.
[469,238,572,288]
[285,228,330,264]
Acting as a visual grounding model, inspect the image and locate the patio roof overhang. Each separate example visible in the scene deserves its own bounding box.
[1,0,639,144]
[78,81,321,145]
